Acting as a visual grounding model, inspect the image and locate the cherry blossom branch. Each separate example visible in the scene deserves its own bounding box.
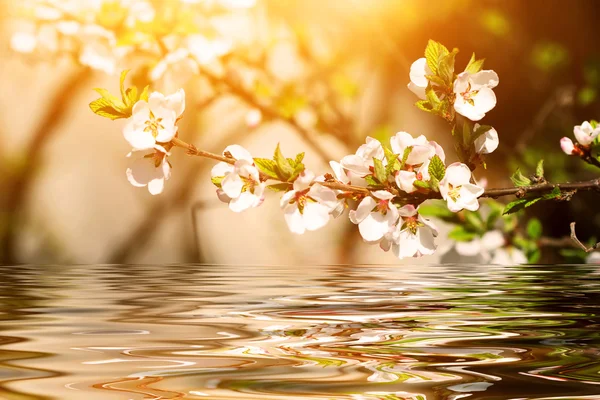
[481,179,600,199]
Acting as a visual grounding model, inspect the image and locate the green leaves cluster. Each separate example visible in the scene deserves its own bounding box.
[253,144,305,191]
[504,160,561,215]
[90,70,149,120]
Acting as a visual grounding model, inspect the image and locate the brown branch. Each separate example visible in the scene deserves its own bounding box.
[570,222,600,253]
[191,60,336,162]
[481,179,600,198]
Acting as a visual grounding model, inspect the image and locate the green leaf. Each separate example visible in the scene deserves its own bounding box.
[415,100,433,113]
[426,84,441,108]
[535,160,544,178]
[425,74,446,87]
[365,175,383,188]
[139,85,150,102]
[384,147,401,175]
[413,180,430,190]
[448,226,477,242]
[125,86,138,108]
[524,197,542,208]
[294,152,305,167]
[542,186,561,200]
[465,53,485,74]
[211,175,224,187]
[89,97,129,120]
[373,158,387,183]
[438,48,458,84]
[527,218,543,240]
[428,155,446,181]
[399,147,413,170]
[510,168,532,187]
[503,198,528,215]
[253,158,279,180]
[288,162,305,182]
[274,144,294,181]
[267,183,292,192]
[424,39,449,75]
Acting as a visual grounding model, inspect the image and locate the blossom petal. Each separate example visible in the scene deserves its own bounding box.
[166,88,186,118]
[147,177,165,195]
[283,205,305,234]
[481,230,505,251]
[224,144,253,162]
[396,171,417,193]
[456,239,482,256]
[221,173,244,198]
[560,137,575,155]
[229,191,257,212]
[211,162,233,177]
[341,154,371,176]
[329,161,350,184]
[474,126,499,154]
[303,203,331,231]
[445,163,472,186]
[358,212,392,242]
[350,196,377,224]
[471,70,499,89]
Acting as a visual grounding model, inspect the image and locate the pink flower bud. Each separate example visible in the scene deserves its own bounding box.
[560,137,575,155]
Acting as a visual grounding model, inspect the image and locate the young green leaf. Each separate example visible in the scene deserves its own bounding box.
[267,183,292,192]
[373,158,387,183]
[535,159,544,178]
[418,201,457,220]
[510,168,532,187]
[89,97,129,120]
[413,180,430,190]
[465,53,485,74]
[428,155,446,181]
[503,198,528,215]
[399,147,413,170]
[415,100,434,113]
[438,48,458,84]
[424,39,450,75]
[365,175,384,188]
[274,144,294,180]
[253,158,279,179]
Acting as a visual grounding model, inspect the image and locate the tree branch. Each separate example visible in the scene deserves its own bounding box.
[570,222,600,253]
[481,179,600,198]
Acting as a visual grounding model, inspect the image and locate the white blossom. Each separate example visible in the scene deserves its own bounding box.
[79,25,128,75]
[473,124,499,154]
[389,205,437,259]
[390,132,445,193]
[126,148,171,195]
[349,191,399,243]
[340,137,385,182]
[123,90,185,151]
[573,121,600,146]
[407,57,432,100]
[587,252,600,264]
[560,137,575,155]
[453,70,499,121]
[439,163,484,212]
[280,171,338,234]
[211,145,265,212]
[150,48,199,90]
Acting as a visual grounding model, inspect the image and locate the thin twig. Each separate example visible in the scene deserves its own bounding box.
[570,222,600,253]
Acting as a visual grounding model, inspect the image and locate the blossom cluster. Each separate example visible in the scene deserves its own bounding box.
[10,0,255,82]
[560,121,600,156]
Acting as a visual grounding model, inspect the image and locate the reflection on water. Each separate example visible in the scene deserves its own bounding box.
[1,265,600,399]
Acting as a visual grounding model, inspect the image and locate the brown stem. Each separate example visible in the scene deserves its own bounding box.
[173,138,600,202]
[570,222,600,252]
[481,179,600,198]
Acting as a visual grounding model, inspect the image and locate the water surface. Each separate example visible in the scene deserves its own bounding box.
[1,264,600,399]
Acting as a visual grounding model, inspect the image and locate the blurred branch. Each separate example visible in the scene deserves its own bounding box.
[194,63,336,162]
[482,178,600,198]
[0,67,92,264]
[570,222,600,253]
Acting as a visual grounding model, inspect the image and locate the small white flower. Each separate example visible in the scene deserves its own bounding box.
[439,163,484,212]
[407,57,432,100]
[573,121,600,146]
[390,131,436,165]
[187,34,232,65]
[211,145,265,212]
[453,70,499,121]
[123,90,185,151]
[473,124,499,154]
[491,247,527,265]
[126,148,171,195]
[389,205,437,259]
[280,171,338,234]
[560,137,575,155]
[349,191,399,242]
[340,137,385,177]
